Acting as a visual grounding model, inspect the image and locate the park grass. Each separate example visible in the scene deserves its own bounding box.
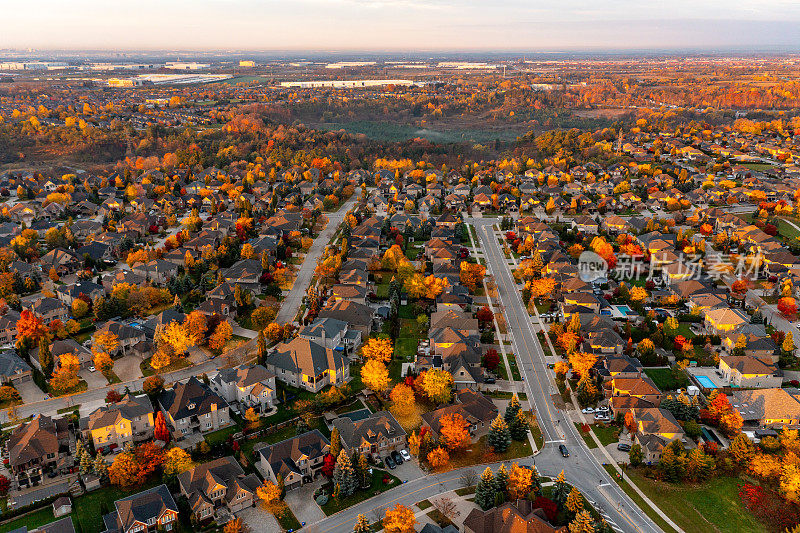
[643,367,685,392]
[625,470,766,533]
[602,465,678,533]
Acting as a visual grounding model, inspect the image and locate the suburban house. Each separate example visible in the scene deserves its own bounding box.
[298,317,362,352]
[719,356,781,388]
[93,321,147,356]
[731,388,800,429]
[101,484,179,533]
[318,300,375,338]
[6,415,75,490]
[704,307,749,335]
[332,411,407,461]
[631,407,685,441]
[608,377,663,406]
[50,338,93,369]
[256,430,331,490]
[211,364,277,413]
[0,349,32,385]
[421,389,498,440]
[177,456,260,522]
[23,297,68,327]
[80,394,155,454]
[264,337,349,393]
[464,500,567,533]
[158,377,231,439]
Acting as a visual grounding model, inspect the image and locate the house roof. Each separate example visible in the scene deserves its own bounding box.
[731,388,800,422]
[159,377,229,421]
[267,337,347,376]
[256,430,330,479]
[332,411,406,450]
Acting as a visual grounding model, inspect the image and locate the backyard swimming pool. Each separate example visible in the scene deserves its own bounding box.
[695,375,718,389]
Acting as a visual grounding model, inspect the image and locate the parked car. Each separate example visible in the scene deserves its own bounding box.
[595,412,609,420]
[400,449,411,462]
[88,365,96,372]
[484,376,496,384]
[596,406,610,412]
[617,443,632,452]
[391,451,403,465]
[559,444,570,458]
[385,456,396,469]
[582,408,595,414]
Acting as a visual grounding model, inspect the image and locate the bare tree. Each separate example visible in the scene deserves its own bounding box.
[371,506,385,524]
[434,496,460,523]
[459,468,478,488]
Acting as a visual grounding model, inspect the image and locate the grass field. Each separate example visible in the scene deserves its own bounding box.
[644,367,687,391]
[625,471,766,533]
[320,469,402,515]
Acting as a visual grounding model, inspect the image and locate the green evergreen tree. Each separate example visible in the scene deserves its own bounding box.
[504,395,521,425]
[530,465,542,494]
[494,463,508,497]
[93,454,108,482]
[510,410,529,441]
[475,467,497,511]
[552,471,570,507]
[488,416,511,453]
[333,450,358,497]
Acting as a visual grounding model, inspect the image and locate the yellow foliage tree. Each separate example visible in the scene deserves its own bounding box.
[383,504,416,533]
[361,337,393,363]
[361,359,390,394]
[507,462,533,499]
[422,369,453,404]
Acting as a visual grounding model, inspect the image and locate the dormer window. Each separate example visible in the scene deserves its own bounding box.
[188,402,196,410]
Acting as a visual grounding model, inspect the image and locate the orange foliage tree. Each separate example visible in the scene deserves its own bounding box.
[439,413,471,450]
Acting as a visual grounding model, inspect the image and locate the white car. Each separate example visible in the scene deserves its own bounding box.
[594,413,609,420]
[582,408,595,414]
[596,406,610,412]
[88,366,96,372]
[400,449,411,462]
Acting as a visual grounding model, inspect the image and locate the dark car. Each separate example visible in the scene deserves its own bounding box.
[484,376,496,384]
[617,443,631,452]
[385,455,396,469]
[559,444,569,458]
[391,451,403,465]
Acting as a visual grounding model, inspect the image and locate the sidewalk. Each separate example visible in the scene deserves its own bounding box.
[567,391,685,533]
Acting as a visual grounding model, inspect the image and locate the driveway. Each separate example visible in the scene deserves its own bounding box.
[16,379,47,404]
[80,368,107,390]
[285,480,326,526]
[114,355,143,382]
[238,506,280,532]
[388,459,425,482]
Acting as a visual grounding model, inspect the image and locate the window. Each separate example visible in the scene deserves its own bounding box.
[205,422,212,429]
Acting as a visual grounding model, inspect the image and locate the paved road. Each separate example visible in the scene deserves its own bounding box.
[305,219,664,533]
[1,359,219,423]
[276,194,359,324]
[471,219,662,533]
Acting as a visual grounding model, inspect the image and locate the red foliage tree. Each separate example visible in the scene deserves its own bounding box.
[739,483,800,532]
[154,411,170,443]
[532,496,558,522]
[0,475,9,496]
[778,297,798,318]
[476,305,494,327]
[321,453,336,478]
[482,349,500,371]
[134,442,165,478]
[106,390,123,403]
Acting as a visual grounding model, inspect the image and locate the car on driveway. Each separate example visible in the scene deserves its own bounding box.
[559,444,570,458]
[582,408,595,414]
[617,443,631,452]
[399,449,411,462]
[391,451,403,465]
[88,365,96,372]
[594,413,609,420]
[385,455,396,469]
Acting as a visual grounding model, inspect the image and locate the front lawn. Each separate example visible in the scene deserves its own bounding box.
[320,468,402,515]
[442,435,533,471]
[592,423,620,446]
[140,356,191,377]
[0,506,55,533]
[626,470,766,533]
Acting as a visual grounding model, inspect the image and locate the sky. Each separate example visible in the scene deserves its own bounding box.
[3,0,800,51]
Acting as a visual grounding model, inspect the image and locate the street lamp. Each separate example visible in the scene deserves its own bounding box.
[620,461,628,481]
